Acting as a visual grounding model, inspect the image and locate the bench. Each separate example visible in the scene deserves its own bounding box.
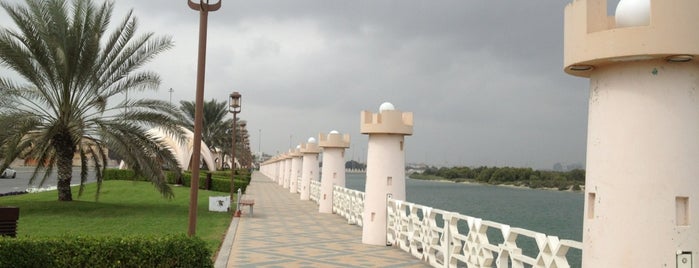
[238,196,255,217]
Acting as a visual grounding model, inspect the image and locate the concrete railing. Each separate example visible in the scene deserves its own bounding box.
[332,186,365,226]
[310,180,320,203]
[386,198,582,268]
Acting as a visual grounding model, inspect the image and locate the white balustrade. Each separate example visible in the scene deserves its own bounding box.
[310,179,320,203]
[332,186,365,226]
[386,198,582,268]
[296,182,582,268]
[296,177,302,194]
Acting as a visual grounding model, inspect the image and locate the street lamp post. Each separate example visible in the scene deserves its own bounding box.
[258,129,262,164]
[228,92,241,203]
[187,0,221,237]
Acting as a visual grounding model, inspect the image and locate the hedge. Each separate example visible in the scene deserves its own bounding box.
[103,169,251,193]
[0,235,212,268]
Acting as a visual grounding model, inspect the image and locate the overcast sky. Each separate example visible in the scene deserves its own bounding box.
[1,0,626,170]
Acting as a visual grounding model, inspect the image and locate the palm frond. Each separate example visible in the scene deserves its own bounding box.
[0,0,176,200]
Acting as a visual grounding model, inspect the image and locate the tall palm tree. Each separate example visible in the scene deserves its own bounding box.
[234,120,253,168]
[180,99,232,169]
[0,0,183,201]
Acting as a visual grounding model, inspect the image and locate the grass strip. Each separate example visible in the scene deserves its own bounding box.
[0,180,233,254]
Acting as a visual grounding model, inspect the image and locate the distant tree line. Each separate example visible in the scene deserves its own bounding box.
[345,160,366,170]
[413,166,585,191]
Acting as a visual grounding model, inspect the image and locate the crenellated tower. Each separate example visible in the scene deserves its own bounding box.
[318,130,351,213]
[564,0,699,266]
[360,102,413,245]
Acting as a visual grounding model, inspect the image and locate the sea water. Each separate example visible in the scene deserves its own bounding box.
[345,172,583,267]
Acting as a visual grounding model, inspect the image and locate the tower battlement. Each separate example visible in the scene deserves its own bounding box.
[318,132,350,148]
[300,142,321,154]
[564,0,699,77]
[360,110,413,135]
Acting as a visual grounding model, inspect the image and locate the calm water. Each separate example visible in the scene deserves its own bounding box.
[345,173,584,267]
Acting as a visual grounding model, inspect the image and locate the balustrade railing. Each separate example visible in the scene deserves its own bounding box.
[296,177,301,194]
[332,186,365,226]
[260,161,588,267]
[296,182,583,267]
[386,198,582,268]
[310,180,320,203]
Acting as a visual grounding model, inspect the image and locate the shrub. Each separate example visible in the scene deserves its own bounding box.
[103,169,139,181]
[103,168,252,193]
[0,235,212,268]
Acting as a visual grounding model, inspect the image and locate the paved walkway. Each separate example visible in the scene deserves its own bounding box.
[218,171,428,268]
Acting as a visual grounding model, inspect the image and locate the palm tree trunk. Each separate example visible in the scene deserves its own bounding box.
[55,136,75,201]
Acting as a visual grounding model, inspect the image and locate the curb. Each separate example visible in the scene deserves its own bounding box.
[214,215,240,268]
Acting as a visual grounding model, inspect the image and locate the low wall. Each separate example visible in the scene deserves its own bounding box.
[332,186,364,226]
[330,185,582,268]
[310,180,320,203]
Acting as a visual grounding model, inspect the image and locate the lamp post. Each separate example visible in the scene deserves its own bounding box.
[187,0,220,237]
[228,92,241,203]
[258,129,262,165]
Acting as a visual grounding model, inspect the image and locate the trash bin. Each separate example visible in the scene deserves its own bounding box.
[0,207,19,237]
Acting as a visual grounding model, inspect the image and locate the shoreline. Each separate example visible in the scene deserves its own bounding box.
[408,175,584,193]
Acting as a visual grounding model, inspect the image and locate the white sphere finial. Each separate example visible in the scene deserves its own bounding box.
[379,102,395,113]
[330,130,339,134]
[307,137,317,144]
[615,0,650,28]
[296,145,301,149]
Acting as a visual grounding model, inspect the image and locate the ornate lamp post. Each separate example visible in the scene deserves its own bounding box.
[187,0,220,237]
[228,92,241,202]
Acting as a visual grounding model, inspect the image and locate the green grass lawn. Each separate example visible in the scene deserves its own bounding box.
[0,181,234,254]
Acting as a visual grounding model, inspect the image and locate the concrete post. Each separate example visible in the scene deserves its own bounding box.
[318,131,351,213]
[277,156,284,185]
[283,153,292,189]
[278,153,287,186]
[273,157,280,183]
[300,138,321,200]
[360,102,413,246]
[564,0,699,266]
[289,146,302,193]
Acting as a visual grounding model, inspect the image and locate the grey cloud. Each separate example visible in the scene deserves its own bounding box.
[0,0,597,169]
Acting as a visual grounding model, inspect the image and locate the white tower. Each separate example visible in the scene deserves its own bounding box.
[360,102,413,245]
[273,157,281,184]
[318,130,351,213]
[283,153,292,189]
[300,137,321,201]
[564,0,699,266]
[278,153,287,186]
[289,146,302,194]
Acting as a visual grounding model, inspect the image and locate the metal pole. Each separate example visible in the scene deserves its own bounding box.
[168,88,174,104]
[187,0,220,238]
[258,129,261,159]
[230,112,237,202]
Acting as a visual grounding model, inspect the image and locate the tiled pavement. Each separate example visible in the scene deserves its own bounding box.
[221,171,428,268]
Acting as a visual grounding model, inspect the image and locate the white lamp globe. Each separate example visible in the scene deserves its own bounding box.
[330,130,339,134]
[379,102,395,112]
[307,137,317,144]
[615,0,650,28]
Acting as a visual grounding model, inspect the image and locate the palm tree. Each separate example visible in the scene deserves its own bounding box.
[0,0,183,201]
[180,99,232,170]
[234,120,253,168]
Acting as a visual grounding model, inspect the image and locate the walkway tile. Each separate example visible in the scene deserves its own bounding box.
[227,172,427,268]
